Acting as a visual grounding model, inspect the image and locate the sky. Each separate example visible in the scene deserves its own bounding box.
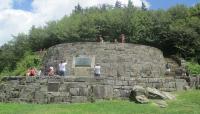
[0,0,199,46]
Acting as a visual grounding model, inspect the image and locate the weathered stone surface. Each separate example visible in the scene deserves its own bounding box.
[48,82,60,92]
[71,96,88,103]
[175,79,188,91]
[92,85,113,99]
[0,75,185,103]
[43,43,166,78]
[146,87,167,99]
[146,87,175,100]
[161,92,176,100]
[132,85,146,96]
[135,95,149,104]
[183,85,190,90]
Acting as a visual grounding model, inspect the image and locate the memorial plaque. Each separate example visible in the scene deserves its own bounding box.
[48,82,60,92]
[75,56,91,67]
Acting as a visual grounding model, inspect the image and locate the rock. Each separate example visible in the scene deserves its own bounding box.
[146,87,167,99]
[153,100,168,108]
[161,92,176,100]
[135,95,149,104]
[175,79,188,91]
[183,85,190,90]
[0,92,6,102]
[146,87,175,100]
[132,85,146,96]
[197,85,200,89]
[129,86,146,102]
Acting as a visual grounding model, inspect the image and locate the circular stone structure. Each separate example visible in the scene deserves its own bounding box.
[43,42,166,78]
[0,42,189,104]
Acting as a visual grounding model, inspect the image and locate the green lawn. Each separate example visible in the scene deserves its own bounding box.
[0,90,199,114]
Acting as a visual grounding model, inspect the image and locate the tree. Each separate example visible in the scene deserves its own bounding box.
[74,3,82,13]
[168,5,189,20]
[115,1,122,8]
[128,0,134,9]
[141,2,147,11]
[189,3,200,17]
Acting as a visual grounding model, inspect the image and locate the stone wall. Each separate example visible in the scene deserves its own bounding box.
[43,42,166,78]
[0,43,190,104]
[0,76,188,103]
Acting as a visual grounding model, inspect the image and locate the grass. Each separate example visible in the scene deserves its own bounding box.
[0,90,199,114]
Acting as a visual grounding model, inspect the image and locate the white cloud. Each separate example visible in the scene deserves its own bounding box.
[0,0,12,10]
[0,0,150,46]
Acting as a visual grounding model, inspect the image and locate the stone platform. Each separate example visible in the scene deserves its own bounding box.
[0,76,188,103]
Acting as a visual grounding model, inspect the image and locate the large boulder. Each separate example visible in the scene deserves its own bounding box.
[146,87,175,100]
[130,86,175,104]
[129,85,146,103]
[135,95,149,104]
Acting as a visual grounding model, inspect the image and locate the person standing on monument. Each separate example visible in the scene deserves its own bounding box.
[94,63,101,76]
[48,66,55,76]
[59,60,67,76]
[120,34,125,43]
[165,63,171,75]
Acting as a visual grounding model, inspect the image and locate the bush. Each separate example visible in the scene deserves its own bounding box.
[186,61,200,75]
[0,52,42,76]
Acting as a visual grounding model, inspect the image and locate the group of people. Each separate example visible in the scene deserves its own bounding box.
[97,34,126,43]
[26,60,67,77]
[26,61,101,77]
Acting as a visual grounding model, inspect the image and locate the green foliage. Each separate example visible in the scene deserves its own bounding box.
[0,52,41,76]
[186,61,200,75]
[1,3,200,75]
[0,90,199,114]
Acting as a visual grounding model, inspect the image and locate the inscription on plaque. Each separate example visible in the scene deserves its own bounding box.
[48,82,60,92]
[75,56,91,67]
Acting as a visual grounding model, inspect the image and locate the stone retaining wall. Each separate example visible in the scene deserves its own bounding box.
[0,76,188,103]
[43,42,166,78]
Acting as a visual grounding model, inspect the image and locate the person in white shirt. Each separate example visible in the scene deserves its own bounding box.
[94,63,101,76]
[59,60,67,76]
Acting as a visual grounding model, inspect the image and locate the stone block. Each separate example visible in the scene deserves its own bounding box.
[128,80,136,86]
[64,82,87,88]
[70,88,79,96]
[40,85,47,92]
[34,91,47,103]
[59,92,70,97]
[119,90,130,97]
[115,80,128,86]
[100,79,115,85]
[74,77,93,82]
[79,87,89,96]
[26,77,37,83]
[113,89,120,98]
[71,96,88,103]
[92,85,113,99]
[48,82,60,92]
[175,79,188,91]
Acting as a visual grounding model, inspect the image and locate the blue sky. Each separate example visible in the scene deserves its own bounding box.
[13,0,33,11]
[148,0,200,10]
[12,0,200,11]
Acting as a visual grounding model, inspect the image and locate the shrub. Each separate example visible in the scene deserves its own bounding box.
[186,61,200,75]
[0,52,42,76]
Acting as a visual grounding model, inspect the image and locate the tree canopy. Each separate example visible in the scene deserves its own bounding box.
[1,2,200,75]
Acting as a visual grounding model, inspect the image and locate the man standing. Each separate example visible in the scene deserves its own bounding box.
[94,63,101,76]
[59,60,67,76]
